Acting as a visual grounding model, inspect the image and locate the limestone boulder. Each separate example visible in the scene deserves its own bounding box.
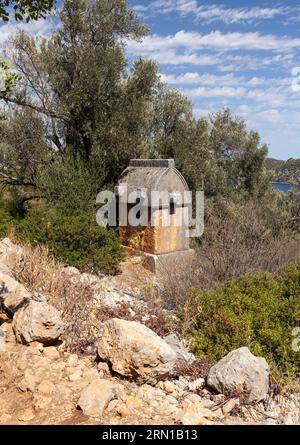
[78,379,122,418]
[13,300,64,345]
[0,238,24,271]
[97,318,177,384]
[207,347,269,402]
[0,271,31,315]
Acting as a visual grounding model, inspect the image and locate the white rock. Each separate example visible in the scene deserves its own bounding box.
[0,271,31,315]
[62,266,81,276]
[43,346,60,361]
[207,347,269,402]
[164,333,195,364]
[0,238,24,263]
[97,318,177,384]
[0,328,6,352]
[180,402,217,425]
[188,378,205,392]
[13,300,64,345]
[78,379,122,418]
[80,273,103,285]
[222,398,240,415]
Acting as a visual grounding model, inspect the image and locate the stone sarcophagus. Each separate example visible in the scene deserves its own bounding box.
[115,159,194,273]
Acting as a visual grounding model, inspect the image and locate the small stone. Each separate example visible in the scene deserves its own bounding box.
[212,394,225,403]
[130,256,142,264]
[37,380,56,395]
[106,399,119,413]
[97,361,110,377]
[33,394,52,411]
[82,368,99,383]
[116,403,130,417]
[213,408,224,418]
[78,379,122,418]
[184,393,203,404]
[65,365,80,375]
[157,381,175,394]
[43,346,60,361]
[69,369,83,382]
[66,354,79,366]
[125,396,143,409]
[30,341,44,352]
[188,378,205,392]
[165,395,179,405]
[181,413,213,425]
[222,398,240,415]
[63,266,81,276]
[18,408,35,422]
[201,398,215,409]
[180,401,217,425]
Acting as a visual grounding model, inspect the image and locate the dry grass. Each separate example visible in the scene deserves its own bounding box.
[198,202,300,282]
[160,202,300,309]
[7,243,96,349]
[173,359,213,380]
[6,241,175,352]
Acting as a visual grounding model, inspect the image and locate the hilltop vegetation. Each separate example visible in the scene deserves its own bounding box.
[0,0,299,388]
[266,158,300,184]
[0,0,298,270]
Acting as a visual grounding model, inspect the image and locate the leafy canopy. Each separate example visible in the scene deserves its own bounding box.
[0,0,54,22]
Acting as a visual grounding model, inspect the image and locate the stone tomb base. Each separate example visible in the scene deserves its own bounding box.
[142,249,195,274]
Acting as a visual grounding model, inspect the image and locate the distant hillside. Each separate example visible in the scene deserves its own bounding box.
[266,157,300,184]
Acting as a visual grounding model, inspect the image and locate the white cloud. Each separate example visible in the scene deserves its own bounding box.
[160,72,242,85]
[0,17,56,48]
[130,48,220,66]
[127,30,300,55]
[195,5,290,24]
[132,1,293,24]
[186,86,246,99]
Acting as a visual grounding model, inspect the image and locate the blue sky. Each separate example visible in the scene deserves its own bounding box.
[1,0,300,160]
[127,0,300,160]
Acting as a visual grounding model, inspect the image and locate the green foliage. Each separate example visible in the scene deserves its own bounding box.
[0,1,54,22]
[0,200,12,238]
[15,206,124,274]
[0,2,269,204]
[209,108,269,197]
[266,157,300,184]
[185,264,300,379]
[0,58,19,99]
[37,154,106,215]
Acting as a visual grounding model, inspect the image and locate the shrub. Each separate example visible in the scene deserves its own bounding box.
[199,201,300,283]
[183,263,300,381]
[15,206,124,275]
[0,201,12,238]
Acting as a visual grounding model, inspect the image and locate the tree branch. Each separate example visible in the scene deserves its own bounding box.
[0,95,70,123]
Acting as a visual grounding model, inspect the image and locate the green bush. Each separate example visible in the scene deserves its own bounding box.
[184,263,300,380]
[0,201,12,238]
[15,206,124,275]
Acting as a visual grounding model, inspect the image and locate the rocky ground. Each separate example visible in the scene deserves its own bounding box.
[0,238,299,425]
